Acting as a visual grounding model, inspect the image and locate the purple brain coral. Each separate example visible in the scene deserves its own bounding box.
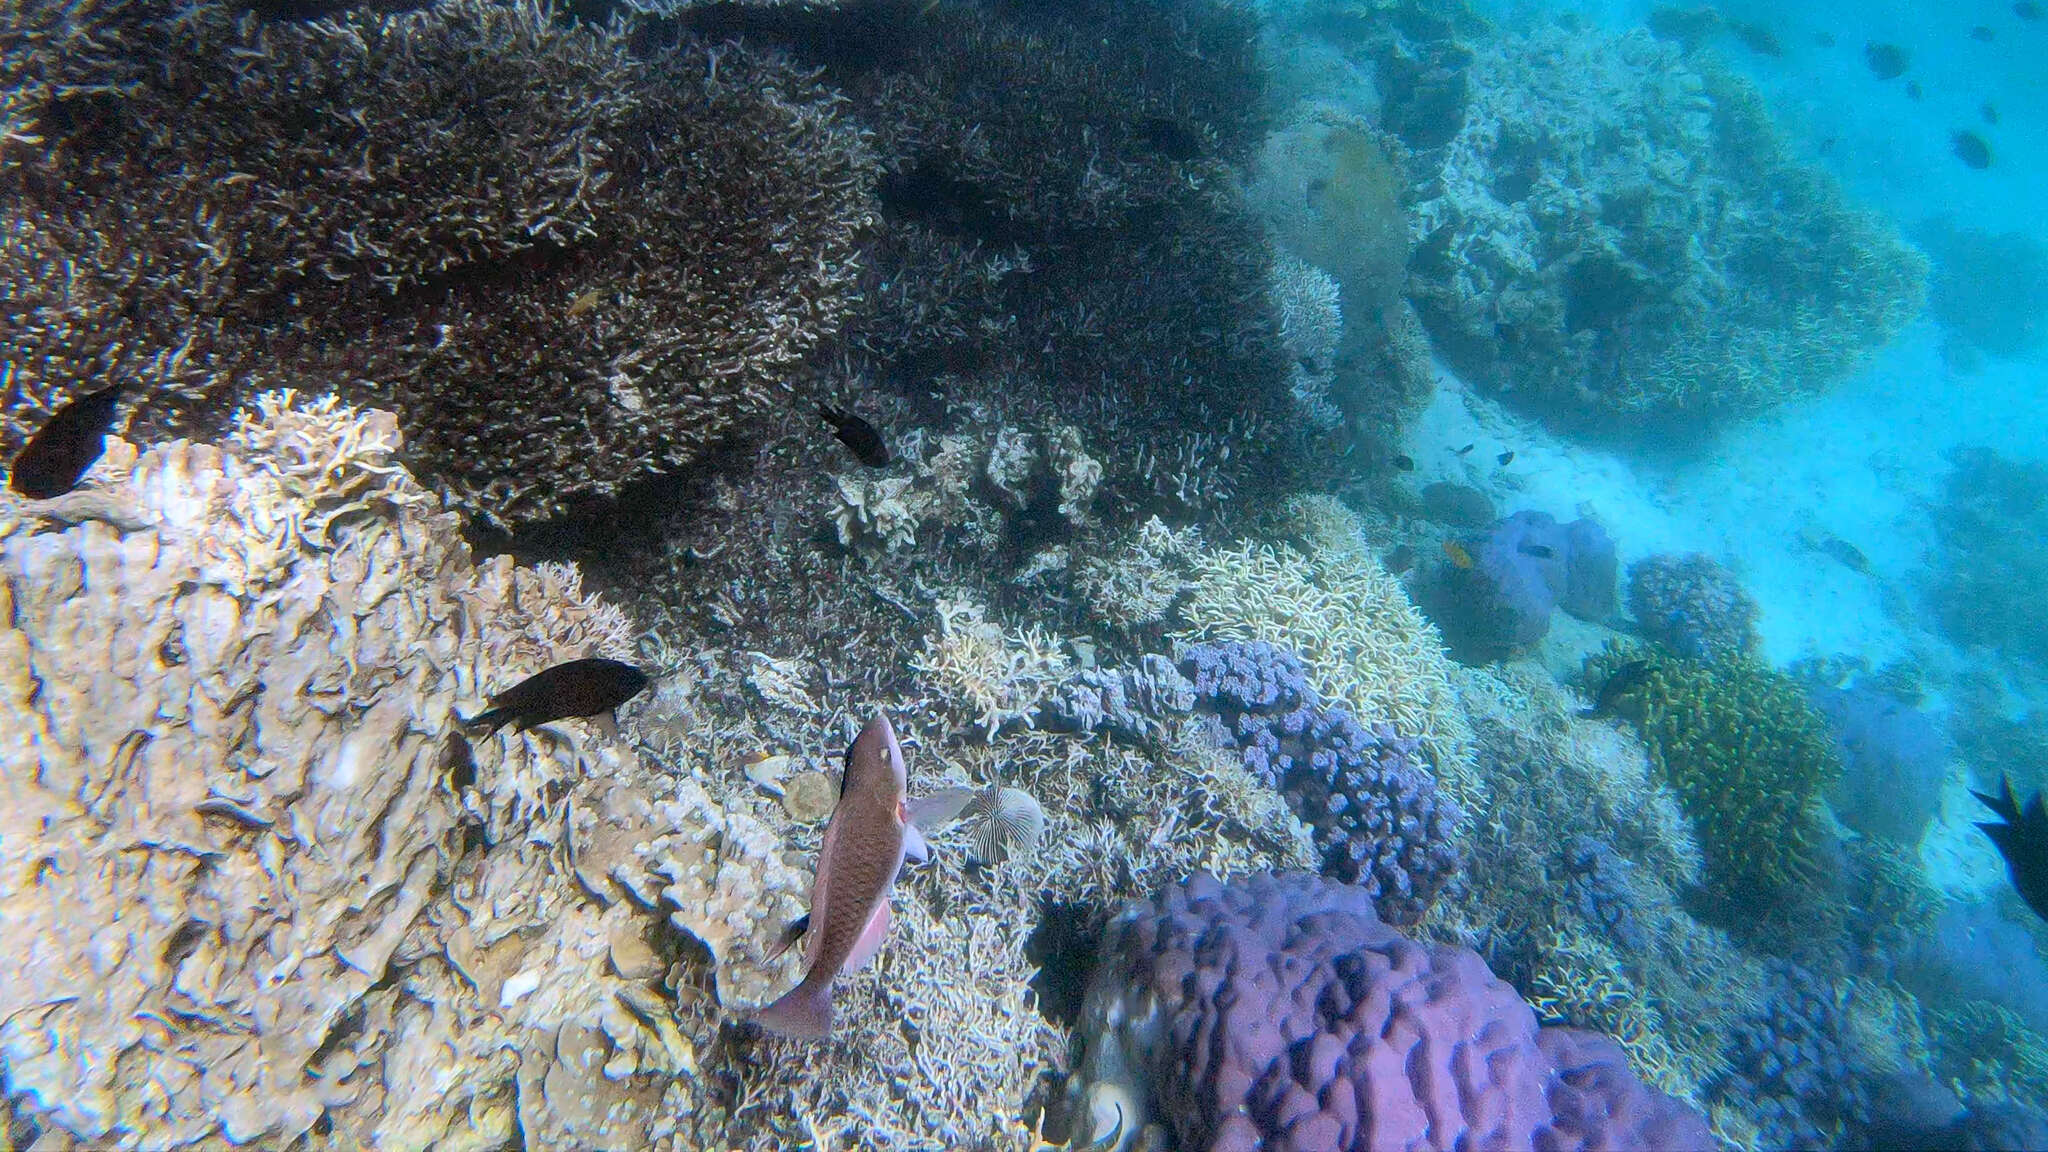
[1074,871,1712,1152]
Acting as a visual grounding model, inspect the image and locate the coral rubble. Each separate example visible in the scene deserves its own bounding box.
[0,394,810,1148]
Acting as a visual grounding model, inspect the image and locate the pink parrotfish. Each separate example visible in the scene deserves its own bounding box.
[757,712,950,1040]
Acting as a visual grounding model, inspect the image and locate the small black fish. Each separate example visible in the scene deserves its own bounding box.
[1454,443,1476,457]
[1864,41,1909,80]
[1905,80,1923,100]
[1580,659,1652,718]
[1497,450,1515,466]
[1970,24,1996,41]
[2017,1,2041,21]
[1391,453,1416,472]
[1384,543,1416,576]
[1982,101,2000,125]
[1727,20,1782,56]
[1974,774,2048,922]
[1953,130,1993,169]
[1812,31,1836,48]
[1816,536,1869,573]
[820,405,891,467]
[1517,542,1555,560]
[469,657,650,735]
[8,380,125,500]
[1135,116,1204,162]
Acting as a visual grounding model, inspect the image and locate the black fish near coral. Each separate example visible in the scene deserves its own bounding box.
[469,657,650,735]
[820,405,891,467]
[1974,774,2048,922]
[1581,659,1652,718]
[2017,1,2041,20]
[8,381,125,500]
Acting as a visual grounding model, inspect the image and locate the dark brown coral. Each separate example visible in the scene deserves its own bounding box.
[2,0,877,525]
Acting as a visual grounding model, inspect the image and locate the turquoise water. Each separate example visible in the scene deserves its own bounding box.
[2,0,2045,1148]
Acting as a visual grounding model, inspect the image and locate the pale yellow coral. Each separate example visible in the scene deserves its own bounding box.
[1176,524,1475,792]
[0,393,802,1150]
[914,596,1072,736]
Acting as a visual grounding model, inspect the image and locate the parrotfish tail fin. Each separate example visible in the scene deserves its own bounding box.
[756,979,833,1041]
[903,821,931,866]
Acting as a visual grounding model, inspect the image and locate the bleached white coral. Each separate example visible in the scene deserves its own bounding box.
[1271,253,1345,430]
[0,393,803,1150]
[913,596,1072,736]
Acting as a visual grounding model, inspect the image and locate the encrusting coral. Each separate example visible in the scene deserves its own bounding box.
[1,0,876,526]
[1405,21,1926,434]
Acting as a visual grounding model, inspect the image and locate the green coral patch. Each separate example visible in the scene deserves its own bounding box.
[1584,644,1841,899]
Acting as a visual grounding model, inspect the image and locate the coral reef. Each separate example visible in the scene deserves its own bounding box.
[0,394,822,1148]
[1717,960,1869,1150]
[666,0,1318,530]
[0,0,875,526]
[1581,645,1842,904]
[1175,516,1476,795]
[1446,662,1756,1109]
[1627,552,1761,662]
[1181,640,1462,926]
[1928,446,2048,670]
[1405,22,1926,434]
[1418,509,1617,661]
[1067,871,1713,1152]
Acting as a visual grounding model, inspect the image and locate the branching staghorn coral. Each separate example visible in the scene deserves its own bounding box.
[0,393,816,1149]
[2,0,876,526]
[1582,643,1843,904]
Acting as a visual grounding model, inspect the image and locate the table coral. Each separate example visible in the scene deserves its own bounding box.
[1069,871,1713,1152]
[1406,23,1925,434]
[0,393,810,1149]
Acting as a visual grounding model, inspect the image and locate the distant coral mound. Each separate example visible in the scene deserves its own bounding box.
[0,394,813,1148]
[1929,446,2048,669]
[1406,24,1926,436]
[1067,871,1713,1151]
[1,0,875,526]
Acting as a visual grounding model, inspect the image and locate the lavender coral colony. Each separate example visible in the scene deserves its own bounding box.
[1180,641,1460,927]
